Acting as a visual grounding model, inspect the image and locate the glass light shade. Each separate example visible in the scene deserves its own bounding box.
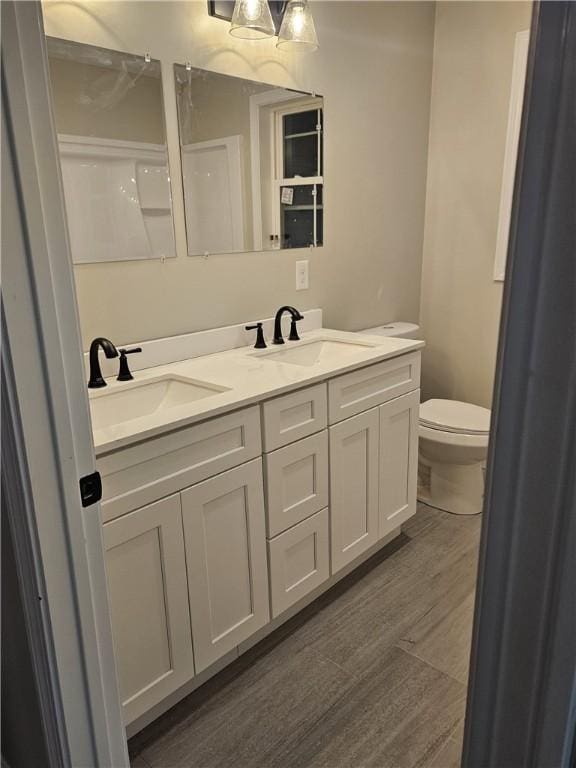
[276,0,319,52]
[229,0,276,39]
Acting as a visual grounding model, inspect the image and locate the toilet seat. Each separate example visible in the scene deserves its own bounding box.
[419,423,488,449]
[419,399,490,435]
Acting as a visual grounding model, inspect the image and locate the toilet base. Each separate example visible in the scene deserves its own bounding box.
[418,457,484,515]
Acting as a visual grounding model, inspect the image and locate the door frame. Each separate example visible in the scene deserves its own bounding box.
[1,2,128,765]
[3,0,576,764]
[249,87,305,250]
[463,2,576,765]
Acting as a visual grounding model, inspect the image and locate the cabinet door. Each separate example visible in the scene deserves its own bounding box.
[182,459,269,672]
[102,494,194,724]
[268,508,330,618]
[99,406,261,522]
[265,430,329,537]
[329,408,380,573]
[379,390,420,538]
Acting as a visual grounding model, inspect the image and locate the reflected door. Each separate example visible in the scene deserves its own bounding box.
[181,135,245,255]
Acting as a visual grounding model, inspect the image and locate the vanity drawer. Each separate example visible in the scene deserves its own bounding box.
[262,383,327,452]
[264,430,329,537]
[98,406,261,522]
[328,352,421,424]
[268,508,329,618]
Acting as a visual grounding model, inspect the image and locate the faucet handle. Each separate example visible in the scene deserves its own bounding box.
[117,347,142,381]
[245,323,267,349]
[289,316,302,341]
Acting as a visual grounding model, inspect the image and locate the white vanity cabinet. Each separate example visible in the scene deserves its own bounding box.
[99,407,266,724]
[97,346,422,730]
[328,356,421,574]
[329,394,421,573]
[181,459,269,672]
[102,494,194,724]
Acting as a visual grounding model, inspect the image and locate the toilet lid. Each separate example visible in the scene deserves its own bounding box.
[420,399,491,435]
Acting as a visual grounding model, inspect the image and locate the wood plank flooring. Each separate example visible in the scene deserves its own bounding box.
[129,505,481,768]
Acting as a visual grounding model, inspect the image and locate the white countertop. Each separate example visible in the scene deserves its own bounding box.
[90,328,424,455]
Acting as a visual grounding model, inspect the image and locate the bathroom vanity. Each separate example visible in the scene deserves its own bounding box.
[45,32,426,735]
[92,329,422,731]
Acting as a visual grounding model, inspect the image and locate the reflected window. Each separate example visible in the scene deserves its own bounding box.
[276,101,323,248]
[283,109,323,178]
[173,63,324,255]
[280,184,323,249]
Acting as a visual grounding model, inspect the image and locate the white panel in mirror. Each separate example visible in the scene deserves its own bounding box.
[46,37,176,264]
[174,65,324,256]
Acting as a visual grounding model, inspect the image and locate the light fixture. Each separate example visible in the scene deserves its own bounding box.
[229,0,276,39]
[276,0,318,52]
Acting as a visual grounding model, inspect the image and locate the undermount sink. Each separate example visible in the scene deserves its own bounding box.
[255,338,379,367]
[89,374,230,430]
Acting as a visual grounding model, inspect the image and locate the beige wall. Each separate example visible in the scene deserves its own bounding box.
[42,1,435,350]
[48,57,165,144]
[419,1,532,408]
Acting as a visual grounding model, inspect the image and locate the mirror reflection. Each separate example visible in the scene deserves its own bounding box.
[47,38,176,264]
[174,64,324,256]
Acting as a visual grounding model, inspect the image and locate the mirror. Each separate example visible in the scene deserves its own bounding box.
[47,38,176,264]
[174,65,324,256]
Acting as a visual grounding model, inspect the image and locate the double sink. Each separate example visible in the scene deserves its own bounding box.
[89,336,381,433]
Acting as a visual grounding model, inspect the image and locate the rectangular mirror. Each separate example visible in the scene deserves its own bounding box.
[47,38,176,264]
[174,64,323,256]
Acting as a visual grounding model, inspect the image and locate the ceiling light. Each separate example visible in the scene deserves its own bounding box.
[229,0,276,39]
[276,0,318,52]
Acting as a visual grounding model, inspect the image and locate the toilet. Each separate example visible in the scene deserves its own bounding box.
[357,321,491,515]
[418,399,490,515]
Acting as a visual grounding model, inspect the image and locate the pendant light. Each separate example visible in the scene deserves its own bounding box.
[229,0,276,39]
[276,0,319,52]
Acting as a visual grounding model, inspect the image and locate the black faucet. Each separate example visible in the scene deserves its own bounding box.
[117,347,143,381]
[88,337,118,388]
[245,323,267,349]
[273,306,304,345]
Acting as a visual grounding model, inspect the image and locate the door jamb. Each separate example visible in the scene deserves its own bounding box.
[1,2,128,764]
[463,2,576,764]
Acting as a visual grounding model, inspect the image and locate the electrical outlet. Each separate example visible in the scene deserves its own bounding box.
[296,259,309,290]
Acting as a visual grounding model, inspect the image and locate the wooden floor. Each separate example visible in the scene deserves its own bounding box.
[129,505,481,768]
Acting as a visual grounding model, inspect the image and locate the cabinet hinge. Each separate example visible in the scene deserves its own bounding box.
[79,471,102,508]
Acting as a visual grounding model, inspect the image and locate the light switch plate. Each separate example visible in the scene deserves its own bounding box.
[296,260,309,291]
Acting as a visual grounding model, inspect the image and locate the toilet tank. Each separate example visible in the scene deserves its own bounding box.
[357,321,421,339]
